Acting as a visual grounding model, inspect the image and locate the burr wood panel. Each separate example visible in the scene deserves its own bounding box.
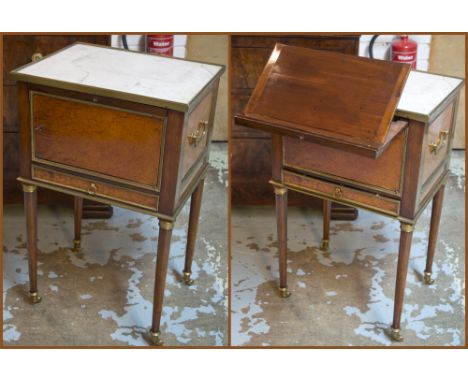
[283,124,408,196]
[32,93,165,189]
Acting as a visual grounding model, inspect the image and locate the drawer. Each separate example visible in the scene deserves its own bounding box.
[283,170,400,216]
[419,102,454,187]
[283,127,408,197]
[32,166,158,211]
[180,89,213,182]
[31,92,165,191]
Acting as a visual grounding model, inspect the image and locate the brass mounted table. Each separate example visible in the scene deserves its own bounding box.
[236,44,463,342]
[11,42,225,345]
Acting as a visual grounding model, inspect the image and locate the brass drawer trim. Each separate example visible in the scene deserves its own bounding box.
[30,90,167,192]
[280,171,401,218]
[31,166,159,212]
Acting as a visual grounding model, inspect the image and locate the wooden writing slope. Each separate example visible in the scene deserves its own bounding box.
[11,43,225,346]
[236,43,464,342]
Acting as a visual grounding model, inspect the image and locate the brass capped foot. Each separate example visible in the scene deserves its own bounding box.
[147,330,164,346]
[278,287,291,298]
[320,239,329,251]
[183,271,194,286]
[423,271,435,285]
[389,327,404,342]
[72,239,81,252]
[29,291,42,304]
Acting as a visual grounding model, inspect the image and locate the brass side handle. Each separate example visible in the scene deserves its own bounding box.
[429,129,449,155]
[31,52,43,62]
[333,186,343,199]
[87,183,97,195]
[187,120,208,147]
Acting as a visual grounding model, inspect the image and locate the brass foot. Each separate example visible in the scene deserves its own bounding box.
[182,271,194,286]
[147,330,164,346]
[72,239,81,252]
[320,239,329,251]
[389,327,404,342]
[423,271,435,285]
[278,287,291,298]
[29,291,42,304]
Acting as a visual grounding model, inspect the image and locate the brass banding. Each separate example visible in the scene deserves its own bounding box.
[278,287,291,298]
[400,223,414,233]
[22,184,37,193]
[274,186,287,196]
[159,220,174,231]
[389,327,404,342]
[73,240,81,252]
[320,240,329,251]
[148,330,164,346]
[29,291,42,304]
[183,271,194,286]
[423,271,435,285]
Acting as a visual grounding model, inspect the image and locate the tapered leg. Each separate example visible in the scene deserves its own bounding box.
[23,184,41,304]
[320,200,331,251]
[424,185,445,285]
[148,219,173,346]
[183,179,205,286]
[73,197,83,252]
[390,222,414,342]
[274,186,290,298]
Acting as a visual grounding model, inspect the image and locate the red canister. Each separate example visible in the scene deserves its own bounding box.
[391,35,417,69]
[147,35,174,56]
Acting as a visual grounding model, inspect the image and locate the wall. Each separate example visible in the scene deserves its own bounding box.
[111,34,187,57]
[359,35,431,70]
[429,35,465,149]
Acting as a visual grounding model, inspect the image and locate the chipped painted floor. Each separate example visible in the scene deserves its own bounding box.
[232,151,465,346]
[3,143,228,346]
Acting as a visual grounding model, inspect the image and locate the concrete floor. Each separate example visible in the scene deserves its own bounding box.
[3,143,228,347]
[232,151,465,346]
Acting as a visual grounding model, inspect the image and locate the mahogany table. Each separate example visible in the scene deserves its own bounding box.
[236,44,463,342]
[11,43,224,346]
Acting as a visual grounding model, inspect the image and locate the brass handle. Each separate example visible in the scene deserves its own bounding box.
[35,124,45,133]
[333,186,343,199]
[429,130,449,155]
[187,120,208,147]
[31,52,43,62]
[87,183,97,195]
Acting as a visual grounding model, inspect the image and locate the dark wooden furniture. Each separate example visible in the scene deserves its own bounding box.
[12,43,224,346]
[236,44,464,342]
[3,34,112,218]
[231,34,360,219]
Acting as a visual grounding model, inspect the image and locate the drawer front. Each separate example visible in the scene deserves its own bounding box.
[32,166,158,211]
[283,171,400,216]
[31,92,165,190]
[180,90,214,182]
[420,102,454,187]
[283,129,408,197]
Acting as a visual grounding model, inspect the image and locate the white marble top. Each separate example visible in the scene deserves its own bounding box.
[12,43,224,111]
[397,70,463,120]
